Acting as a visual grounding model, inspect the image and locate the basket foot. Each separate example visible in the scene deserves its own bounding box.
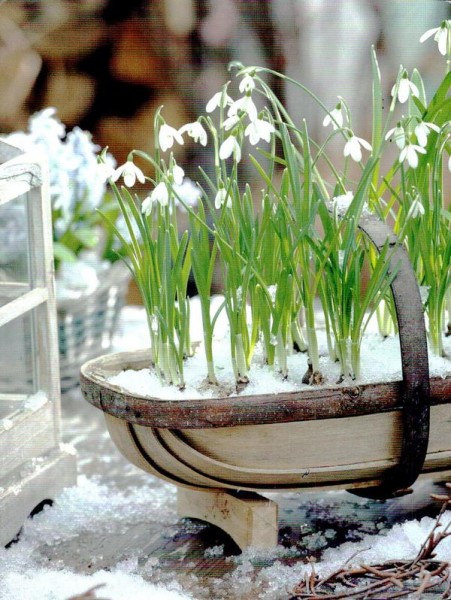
[177,488,278,551]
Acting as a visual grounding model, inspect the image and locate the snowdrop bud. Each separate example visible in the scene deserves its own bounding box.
[406,196,425,219]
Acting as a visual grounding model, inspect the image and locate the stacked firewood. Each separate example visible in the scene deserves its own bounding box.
[0,0,193,166]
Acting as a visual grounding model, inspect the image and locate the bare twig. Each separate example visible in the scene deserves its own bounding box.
[291,487,451,599]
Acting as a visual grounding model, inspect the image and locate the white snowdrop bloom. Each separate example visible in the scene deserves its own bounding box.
[142,181,169,215]
[206,91,233,113]
[449,155,451,174]
[323,102,344,130]
[414,120,441,147]
[214,187,231,209]
[391,73,419,104]
[385,124,407,149]
[219,135,242,162]
[399,143,426,169]
[223,114,240,131]
[244,118,275,145]
[172,164,185,185]
[158,123,184,152]
[420,20,451,56]
[343,135,372,162]
[96,159,116,182]
[112,160,146,187]
[406,196,425,219]
[178,121,207,146]
[239,73,256,94]
[227,95,258,122]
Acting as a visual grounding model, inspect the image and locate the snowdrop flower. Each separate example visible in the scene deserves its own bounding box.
[406,196,425,219]
[206,91,233,113]
[227,95,258,122]
[414,120,440,147]
[343,134,372,162]
[171,164,185,186]
[142,181,169,215]
[391,71,419,104]
[244,118,275,145]
[112,160,146,187]
[385,124,407,149]
[449,155,451,174]
[223,114,241,131]
[420,20,451,56]
[214,187,231,209]
[399,143,426,169]
[178,122,207,146]
[239,74,256,94]
[158,123,184,152]
[219,135,242,162]
[323,101,344,130]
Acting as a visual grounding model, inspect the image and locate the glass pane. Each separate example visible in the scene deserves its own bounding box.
[0,193,31,306]
[0,310,36,395]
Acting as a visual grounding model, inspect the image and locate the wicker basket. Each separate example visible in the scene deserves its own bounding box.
[57,261,130,392]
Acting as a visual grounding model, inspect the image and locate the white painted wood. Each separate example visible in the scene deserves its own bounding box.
[177,488,278,550]
[0,446,77,547]
[0,287,48,327]
[0,142,76,545]
[0,400,54,477]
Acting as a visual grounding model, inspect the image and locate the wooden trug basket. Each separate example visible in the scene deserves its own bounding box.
[80,217,451,550]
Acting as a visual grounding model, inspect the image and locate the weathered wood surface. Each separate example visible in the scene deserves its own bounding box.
[80,351,451,429]
[103,405,451,494]
[177,489,278,550]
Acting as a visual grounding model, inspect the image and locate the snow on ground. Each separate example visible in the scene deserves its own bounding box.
[1,305,449,600]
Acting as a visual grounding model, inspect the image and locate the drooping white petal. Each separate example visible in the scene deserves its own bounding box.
[141,195,153,216]
[356,136,372,151]
[343,135,371,162]
[399,144,426,169]
[214,188,231,209]
[112,160,145,187]
[397,78,410,104]
[239,74,256,93]
[448,155,451,174]
[151,181,169,206]
[206,91,233,113]
[323,105,343,130]
[244,119,275,145]
[407,197,425,219]
[419,26,439,43]
[227,95,258,122]
[223,114,240,131]
[159,123,184,152]
[385,125,406,149]
[178,122,208,146]
[219,136,241,162]
[172,164,185,185]
[436,26,449,56]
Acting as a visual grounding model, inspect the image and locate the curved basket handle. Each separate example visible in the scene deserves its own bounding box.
[349,214,430,499]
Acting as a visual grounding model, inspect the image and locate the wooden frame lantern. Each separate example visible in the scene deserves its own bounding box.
[0,140,76,546]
